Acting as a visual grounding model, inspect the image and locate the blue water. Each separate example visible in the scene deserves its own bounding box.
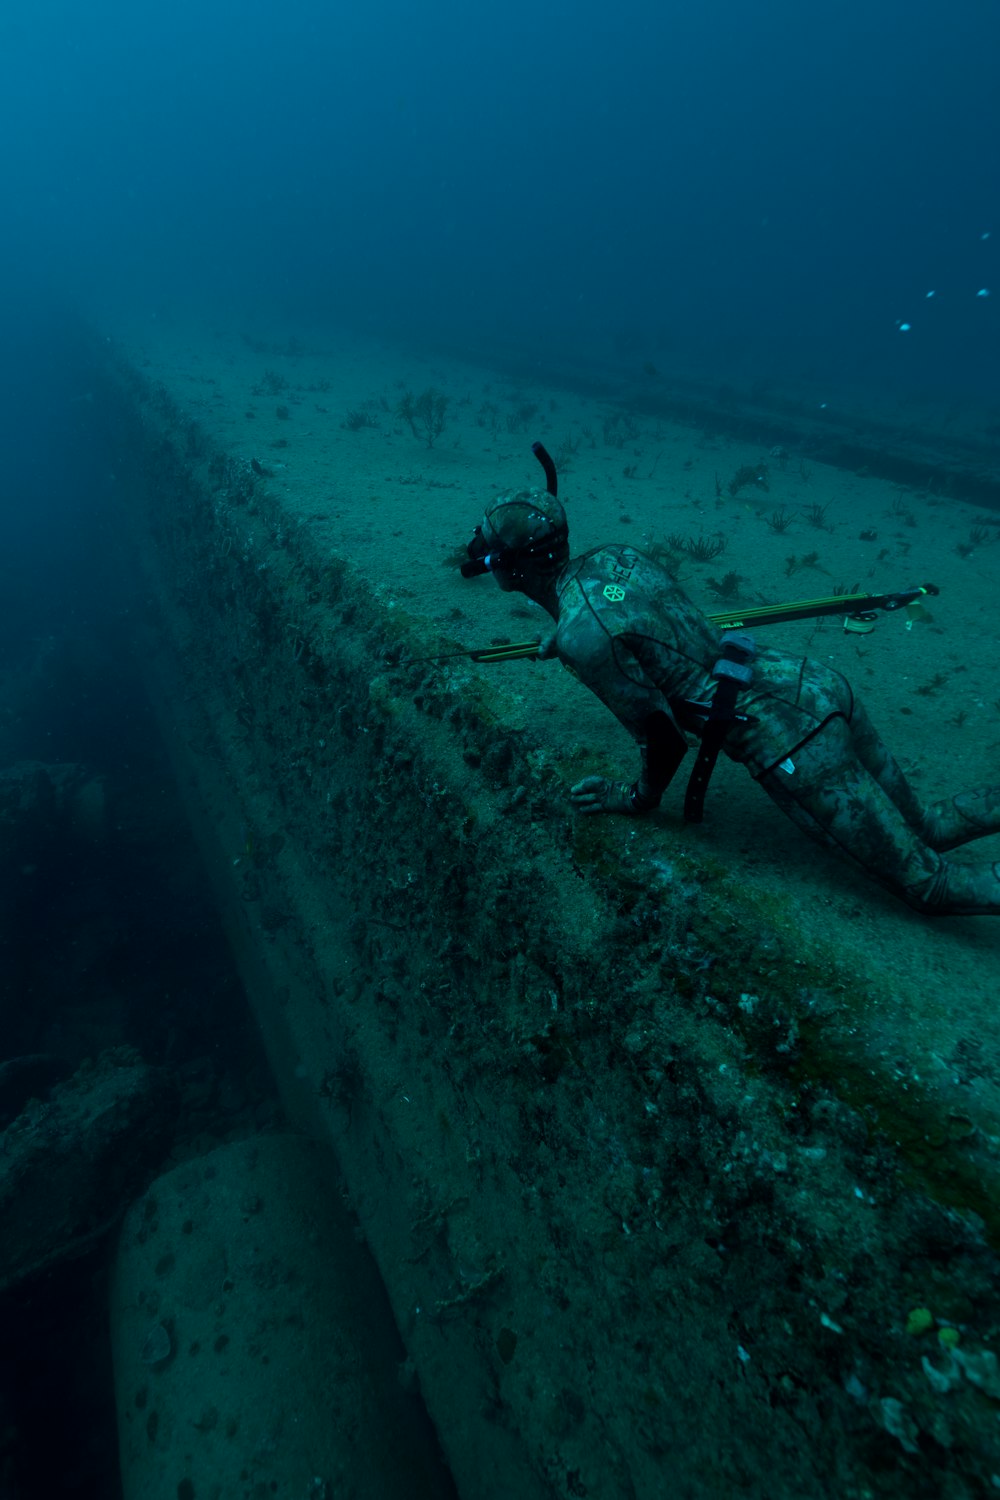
[0,0,995,401]
[0,8,997,1494]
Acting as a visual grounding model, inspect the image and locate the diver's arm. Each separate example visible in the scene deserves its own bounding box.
[555,620,689,814]
[570,709,688,815]
[634,708,689,806]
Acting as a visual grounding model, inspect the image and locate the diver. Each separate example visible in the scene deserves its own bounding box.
[460,449,1000,915]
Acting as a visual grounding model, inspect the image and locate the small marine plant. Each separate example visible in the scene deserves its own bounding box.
[784,551,826,577]
[683,533,728,563]
[728,463,769,497]
[505,400,539,434]
[553,434,581,472]
[803,501,833,531]
[344,405,380,431]
[645,538,686,571]
[765,507,795,534]
[397,388,450,447]
[915,672,949,697]
[955,525,993,559]
[706,570,743,600]
[602,410,641,448]
[889,492,917,526]
[255,369,288,396]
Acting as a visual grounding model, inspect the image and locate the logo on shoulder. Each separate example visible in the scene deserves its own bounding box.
[601,551,636,604]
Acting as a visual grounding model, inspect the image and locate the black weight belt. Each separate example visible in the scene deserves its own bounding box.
[679,632,757,824]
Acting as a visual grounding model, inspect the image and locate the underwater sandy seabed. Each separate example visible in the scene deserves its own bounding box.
[97,313,1000,1496]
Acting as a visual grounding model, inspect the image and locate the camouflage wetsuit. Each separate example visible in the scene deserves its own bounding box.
[555,544,1000,915]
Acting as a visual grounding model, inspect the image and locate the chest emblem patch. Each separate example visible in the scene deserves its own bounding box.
[603,584,626,603]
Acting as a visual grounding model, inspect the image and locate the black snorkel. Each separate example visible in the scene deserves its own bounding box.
[461,442,561,578]
[531,440,558,498]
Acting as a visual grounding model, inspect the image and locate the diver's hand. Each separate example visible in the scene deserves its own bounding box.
[570,776,636,815]
[535,630,559,660]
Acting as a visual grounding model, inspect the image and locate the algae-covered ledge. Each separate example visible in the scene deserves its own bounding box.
[100,338,1000,1499]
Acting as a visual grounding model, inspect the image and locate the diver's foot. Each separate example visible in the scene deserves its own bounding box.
[923,787,1000,851]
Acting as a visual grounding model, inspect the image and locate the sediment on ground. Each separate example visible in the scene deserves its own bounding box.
[93,326,1000,1500]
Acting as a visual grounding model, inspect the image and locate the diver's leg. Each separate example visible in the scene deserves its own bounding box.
[758,723,1000,915]
[847,698,1000,852]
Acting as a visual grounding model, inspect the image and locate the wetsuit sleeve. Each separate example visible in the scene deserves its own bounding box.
[557,618,692,810]
[631,709,689,810]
